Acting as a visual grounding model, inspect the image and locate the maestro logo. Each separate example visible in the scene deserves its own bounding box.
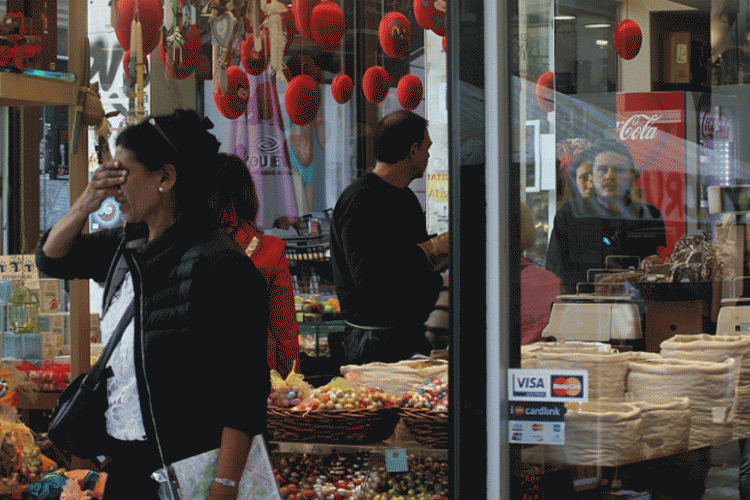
[551,375,584,398]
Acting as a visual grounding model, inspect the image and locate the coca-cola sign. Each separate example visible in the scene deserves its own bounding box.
[700,110,731,142]
[616,113,660,141]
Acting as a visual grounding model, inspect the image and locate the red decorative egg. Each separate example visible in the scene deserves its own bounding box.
[310,0,344,50]
[115,0,164,55]
[378,11,411,59]
[292,0,319,42]
[331,73,352,104]
[431,18,445,37]
[159,24,200,80]
[362,65,389,104]
[122,49,150,82]
[285,74,321,126]
[413,0,443,31]
[535,71,554,112]
[281,7,297,51]
[240,30,270,76]
[442,35,446,52]
[614,19,642,60]
[397,74,422,110]
[214,65,250,120]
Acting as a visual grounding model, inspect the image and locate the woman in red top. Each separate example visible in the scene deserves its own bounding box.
[213,153,301,377]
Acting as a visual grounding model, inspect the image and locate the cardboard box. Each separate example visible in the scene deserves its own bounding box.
[90,313,101,343]
[38,279,61,314]
[40,312,69,344]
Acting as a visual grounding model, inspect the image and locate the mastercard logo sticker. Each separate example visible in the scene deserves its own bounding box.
[552,376,583,397]
[532,423,543,431]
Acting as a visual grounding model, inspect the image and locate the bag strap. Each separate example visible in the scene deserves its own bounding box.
[86,300,135,383]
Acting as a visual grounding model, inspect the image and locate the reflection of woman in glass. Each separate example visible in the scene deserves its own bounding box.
[289,119,324,213]
[546,140,666,292]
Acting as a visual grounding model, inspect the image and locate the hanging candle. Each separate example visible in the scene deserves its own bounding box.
[240,30,270,76]
[115,0,164,55]
[397,74,422,110]
[362,65,389,104]
[123,49,150,81]
[614,19,642,60]
[160,24,201,80]
[214,65,250,119]
[378,11,411,59]
[292,0,319,42]
[331,73,353,104]
[310,0,344,50]
[535,71,554,112]
[285,73,321,126]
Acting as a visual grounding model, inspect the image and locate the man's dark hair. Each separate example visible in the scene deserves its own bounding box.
[373,110,428,164]
[584,139,636,174]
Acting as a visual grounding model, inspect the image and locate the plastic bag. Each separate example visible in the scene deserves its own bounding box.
[268,362,312,408]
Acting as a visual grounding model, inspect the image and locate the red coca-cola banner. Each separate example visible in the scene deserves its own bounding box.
[616,91,686,257]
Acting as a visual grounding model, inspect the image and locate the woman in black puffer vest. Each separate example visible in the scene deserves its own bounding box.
[37,110,269,500]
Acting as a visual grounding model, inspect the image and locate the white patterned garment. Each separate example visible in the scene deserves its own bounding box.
[100,271,147,441]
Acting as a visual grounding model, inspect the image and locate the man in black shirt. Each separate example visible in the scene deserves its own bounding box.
[331,110,448,364]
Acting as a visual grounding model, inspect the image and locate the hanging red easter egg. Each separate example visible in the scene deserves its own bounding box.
[292,0,319,42]
[281,7,297,51]
[431,18,445,37]
[362,66,389,104]
[442,36,446,52]
[413,0,443,31]
[283,53,324,83]
[310,0,344,50]
[331,73,352,104]
[614,19,642,60]
[285,74,321,126]
[115,0,164,56]
[159,24,200,80]
[535,71,554,112]
[240,30,270,76]
[214,65,250,120]
[122,49,150,82]
[378,11,411,59]
[397,74,422,110]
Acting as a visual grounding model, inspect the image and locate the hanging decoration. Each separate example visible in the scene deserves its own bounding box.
[240,31,269,75]
[362,65,389,104]
[126,4,146,124]
[413,0,444,35]
[208,2,244,93]
[115,0,163,56]
[614,19,642,60]
[285,73,321,126]
[310,0,344,50]
[535,71,554,112]
[292,0,319,42]
[262,0,292,81]
[397,74,422,110]
[431,0,446,36]
[442,35,446,52]
[331,73,352,104]
[160,23,201,80]
[241,0,269,76]
[614,0,641,60]
[214,64,250,119]
[378,11,411,59]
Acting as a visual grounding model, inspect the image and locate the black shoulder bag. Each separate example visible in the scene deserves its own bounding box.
[48,300,135,460]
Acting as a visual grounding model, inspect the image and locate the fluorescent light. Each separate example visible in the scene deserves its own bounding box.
[596,39,609,46]
[554,15,576,21]
[585,23,611,28]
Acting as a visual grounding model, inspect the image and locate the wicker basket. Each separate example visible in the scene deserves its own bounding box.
[267,407,400,444]
[399,408,449,448]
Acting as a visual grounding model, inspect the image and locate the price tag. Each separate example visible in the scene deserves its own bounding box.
[384,449,408,473]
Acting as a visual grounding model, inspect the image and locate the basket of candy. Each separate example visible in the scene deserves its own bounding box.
[398,378,449,448]
[15,361,70,392]
[267,375,401,444]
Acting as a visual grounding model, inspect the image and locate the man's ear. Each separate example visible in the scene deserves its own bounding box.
[408,141,419,158]
[160,164,177,192]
